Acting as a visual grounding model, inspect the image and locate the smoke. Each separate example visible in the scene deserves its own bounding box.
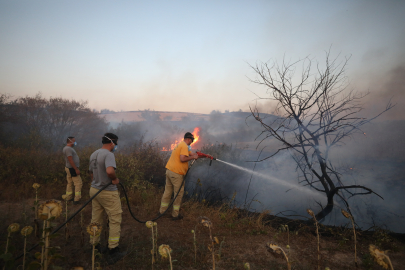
[107,106,405,233]
[361,63,405,121]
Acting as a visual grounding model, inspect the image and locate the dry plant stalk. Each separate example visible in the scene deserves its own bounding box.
[44,206,52,270]
[307,209,320,270]
[369,245,394,270]
[21,226,33,270]
[159,244,173,270]
[266,243,291,270]
[33,183,40,236]
[87,222,102,270]
[198,216,216,270]
[154,222,158,262]
[62,195,69,241]
[4,223,20,253]
[38,200,62,270]
[40,217,46,269]
[3,223,20,270]
[146,221,155,268]
[282,224,290,248]
[341,209,357,266]
[192,227,197,264]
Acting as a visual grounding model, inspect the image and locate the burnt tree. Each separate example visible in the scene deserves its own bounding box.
[249,53,393,220]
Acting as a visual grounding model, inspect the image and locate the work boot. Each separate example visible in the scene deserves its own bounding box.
[172,213,183,221]
[106,246,127,265]
[73,200,81,205]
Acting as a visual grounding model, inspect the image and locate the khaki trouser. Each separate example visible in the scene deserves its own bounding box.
[159,169,185,217]
[65,167,83,201]
[89,187,123,249]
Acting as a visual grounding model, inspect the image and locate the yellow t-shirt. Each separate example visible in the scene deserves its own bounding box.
[166,141,190,175]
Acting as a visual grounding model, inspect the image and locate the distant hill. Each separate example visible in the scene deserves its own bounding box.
[99,110,253,123]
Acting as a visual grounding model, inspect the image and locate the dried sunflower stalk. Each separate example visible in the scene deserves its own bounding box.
[266,243,291,270]
[369,245,394,270]
[21,226,33,270]
[159,244,173,270]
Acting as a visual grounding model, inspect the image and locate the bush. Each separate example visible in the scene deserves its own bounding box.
[0,141,168,202]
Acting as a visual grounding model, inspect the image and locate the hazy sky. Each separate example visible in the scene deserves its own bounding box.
[1,0,404,114]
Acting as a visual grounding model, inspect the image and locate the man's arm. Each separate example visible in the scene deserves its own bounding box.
[106,166,119,185]
[180,152,198,162]
[67,156,80,175]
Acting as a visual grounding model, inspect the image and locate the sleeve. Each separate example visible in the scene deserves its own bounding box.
[105,152,117,169]
[180,143,189,156]
[65,147,73,157]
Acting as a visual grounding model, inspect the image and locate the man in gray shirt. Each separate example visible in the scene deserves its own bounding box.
[88,132,125,265]
[63,136,82,204]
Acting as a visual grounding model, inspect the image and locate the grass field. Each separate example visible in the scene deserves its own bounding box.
[0,144,404,269]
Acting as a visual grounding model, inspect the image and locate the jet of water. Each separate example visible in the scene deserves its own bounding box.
[216,159,326,200]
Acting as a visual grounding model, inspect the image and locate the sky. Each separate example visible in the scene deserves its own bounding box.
[1,0,404,115]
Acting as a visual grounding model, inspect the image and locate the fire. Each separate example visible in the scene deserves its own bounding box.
[162,127,201,151]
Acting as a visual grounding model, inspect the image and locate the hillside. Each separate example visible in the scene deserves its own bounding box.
[101,111,210,123]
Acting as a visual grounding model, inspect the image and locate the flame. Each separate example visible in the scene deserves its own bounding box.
[162,127,201,151]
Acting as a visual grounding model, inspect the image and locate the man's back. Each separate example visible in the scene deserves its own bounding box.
[165,141,190,175]
[89,149,117,191]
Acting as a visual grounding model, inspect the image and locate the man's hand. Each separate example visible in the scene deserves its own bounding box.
[180,153,199,162]
[112,178,120,185]
[75,168,80,175]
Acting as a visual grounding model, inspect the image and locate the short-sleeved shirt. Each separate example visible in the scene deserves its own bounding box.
[166,141,190,175]
[89,149,117,191]
[63,146,80,168]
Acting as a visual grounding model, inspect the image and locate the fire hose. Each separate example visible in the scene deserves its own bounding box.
[16,152,215,260]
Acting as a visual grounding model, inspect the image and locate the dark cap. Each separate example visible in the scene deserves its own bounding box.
[184,132,194,139]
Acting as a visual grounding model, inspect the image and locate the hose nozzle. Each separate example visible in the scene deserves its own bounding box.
[196,151,216,160]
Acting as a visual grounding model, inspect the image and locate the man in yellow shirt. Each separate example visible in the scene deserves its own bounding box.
[159,132,198,220]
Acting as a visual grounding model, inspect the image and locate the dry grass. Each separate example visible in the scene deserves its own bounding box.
[0,182,404,270]
[0,145,404,269]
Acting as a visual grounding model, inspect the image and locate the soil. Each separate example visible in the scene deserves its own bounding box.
[1,190,404,270]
